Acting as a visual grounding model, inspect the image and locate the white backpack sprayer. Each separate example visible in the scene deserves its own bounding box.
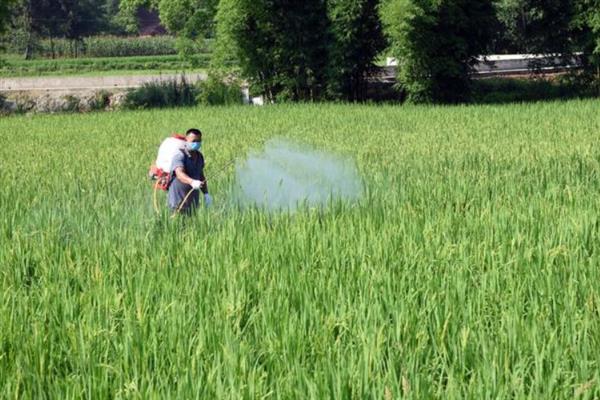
[149,133,187,214]
[149,133,270,216]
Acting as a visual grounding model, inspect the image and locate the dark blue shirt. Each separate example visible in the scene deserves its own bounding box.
[168,149,206,211]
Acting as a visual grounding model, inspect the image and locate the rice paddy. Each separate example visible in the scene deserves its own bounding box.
[1,100,600,398]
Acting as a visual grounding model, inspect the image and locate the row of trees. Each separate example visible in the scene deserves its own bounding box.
[120,0,218,39]
[1,0,127,59]
[209,0,385,101]
[2,0,600,102]
[116,0,384,101]
[208,0,600,102]
[381,0,600,103]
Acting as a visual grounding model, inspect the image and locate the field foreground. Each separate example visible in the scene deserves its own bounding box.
[1,101,600,398]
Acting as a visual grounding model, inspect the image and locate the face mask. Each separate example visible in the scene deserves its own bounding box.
[187,142,202,152]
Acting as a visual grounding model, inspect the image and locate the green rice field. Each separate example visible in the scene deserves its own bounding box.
[1,101,600,398]
[0,54,206,77]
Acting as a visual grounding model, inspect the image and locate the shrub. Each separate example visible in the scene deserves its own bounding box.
[0,94,8,115]
[196,75,243,105]
[91,91,112,111]
[14,94,35,114]
[123,76,198,109]
[61,95,81,113]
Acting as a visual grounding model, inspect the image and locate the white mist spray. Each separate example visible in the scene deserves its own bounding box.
[234,139,363,211]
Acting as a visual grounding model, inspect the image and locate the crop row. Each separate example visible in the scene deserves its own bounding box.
[0,54,210,77]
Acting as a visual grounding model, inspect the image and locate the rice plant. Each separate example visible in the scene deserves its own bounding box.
[1,101,599,398]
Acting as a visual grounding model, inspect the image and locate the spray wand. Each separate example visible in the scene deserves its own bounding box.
[169,136,271,217]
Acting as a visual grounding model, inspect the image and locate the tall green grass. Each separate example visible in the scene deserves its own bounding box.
[1,101,600,398]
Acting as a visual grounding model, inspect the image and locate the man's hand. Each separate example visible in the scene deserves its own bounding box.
[191,180,204,190]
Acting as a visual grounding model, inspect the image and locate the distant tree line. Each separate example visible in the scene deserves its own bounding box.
[1,0,600,103]
[131,0,600,103]
[1,0,129,59]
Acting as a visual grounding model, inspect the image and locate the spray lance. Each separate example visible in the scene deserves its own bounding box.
[169,136,272,217]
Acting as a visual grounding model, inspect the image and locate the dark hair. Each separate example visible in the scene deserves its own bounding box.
[186,128,202,137]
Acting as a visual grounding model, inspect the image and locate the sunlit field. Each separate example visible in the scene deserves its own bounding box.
[1,101,600,398]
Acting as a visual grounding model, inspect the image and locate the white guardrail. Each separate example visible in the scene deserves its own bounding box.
[385,53,583,77]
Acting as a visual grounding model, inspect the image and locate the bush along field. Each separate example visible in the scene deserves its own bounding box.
[1,101,600,398]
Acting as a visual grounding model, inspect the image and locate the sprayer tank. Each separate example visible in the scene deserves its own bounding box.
[156,136,186,172]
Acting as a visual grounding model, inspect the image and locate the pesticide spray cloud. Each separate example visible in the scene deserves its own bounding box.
[234,139,363,211]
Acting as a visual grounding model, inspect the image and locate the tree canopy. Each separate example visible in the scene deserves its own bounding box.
[2,0,600,102]
[381,0,498,103]
[0,0,13,35]
[119,0,218,37]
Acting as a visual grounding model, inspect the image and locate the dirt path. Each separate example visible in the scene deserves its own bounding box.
[0,72,207,92]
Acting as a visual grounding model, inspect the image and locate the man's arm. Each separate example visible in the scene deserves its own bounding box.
[174,167,195,186]
[175,166,206,188]
[171,152,203,188]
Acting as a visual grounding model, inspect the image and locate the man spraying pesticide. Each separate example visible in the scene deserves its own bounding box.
[149,128,213,215]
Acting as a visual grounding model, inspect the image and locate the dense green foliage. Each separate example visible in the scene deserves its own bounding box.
[123,76,197,109]
[380,0,497,103]
[574,0,600,79]
[3,0,600,103]
[0,0,12,36]
[471,77,598,104]
[196,74,243,105]
[76,35,178,58]
[4,0,114,59]
[494,0,576,55]
[213,0,384,101]
[0,54,205,77]
[214,0,330,101]
[0,0,12,66]
[3,0,128,58]
[326,0,386,100]
[122,74,243,109]
[120,0,218,37]
[493,0,529,54]
[1,101,600,397]
[119,0,218,59]
[493,0,600,78]
[3,35,180,59]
